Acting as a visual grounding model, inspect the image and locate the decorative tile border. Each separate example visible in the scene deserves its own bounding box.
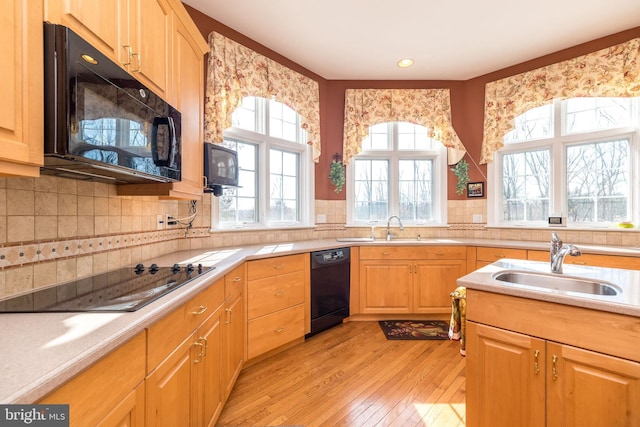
[0,227,212,269]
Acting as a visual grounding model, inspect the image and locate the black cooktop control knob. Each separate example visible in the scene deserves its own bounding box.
[186,263,194,274]
[149,263,159,274]
[171,263,181,273]
[198,264,203,274]
[134,263,145,274]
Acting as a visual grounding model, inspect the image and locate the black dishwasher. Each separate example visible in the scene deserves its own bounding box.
[307,248,351,338]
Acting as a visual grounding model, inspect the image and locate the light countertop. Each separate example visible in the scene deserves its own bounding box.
[1,237,639,404]
[458,259,640,317]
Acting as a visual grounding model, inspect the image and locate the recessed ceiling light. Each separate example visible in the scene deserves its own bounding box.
[397,58,414,68]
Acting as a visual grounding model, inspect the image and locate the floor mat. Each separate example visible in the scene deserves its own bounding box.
[378,320,450,340]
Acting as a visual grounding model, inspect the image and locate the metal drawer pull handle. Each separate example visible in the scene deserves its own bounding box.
[275,327,286,333]
[552,355,559,380]
[435,251,445,256]
[193,341,204,363]
[192,305,208,315]
[225,308,233,324]
[131,53,140,73]
[122,45,133,66]
[232,277,242,282]
[534,349,540,375]
[495,254,505,258]
[573,261,587,265]
[274,291,285,297]
[381,252,391,256]
[274,264,284,269]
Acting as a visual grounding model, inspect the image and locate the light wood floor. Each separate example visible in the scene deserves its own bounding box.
[217,321,466,427]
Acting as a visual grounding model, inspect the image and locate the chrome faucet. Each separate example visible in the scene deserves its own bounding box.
[550,232,581,274]
[386,216,404,241]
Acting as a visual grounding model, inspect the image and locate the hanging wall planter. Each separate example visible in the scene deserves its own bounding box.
[329,153,345,193]
[451,158,470,196]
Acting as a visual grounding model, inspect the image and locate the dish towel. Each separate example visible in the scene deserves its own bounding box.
[448,286,466,356]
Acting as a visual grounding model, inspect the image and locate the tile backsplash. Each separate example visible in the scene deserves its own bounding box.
[1,176,638,300]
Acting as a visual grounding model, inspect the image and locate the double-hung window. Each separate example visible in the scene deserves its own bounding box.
[347,122,447,226]
[489,97,639,227]
[212,96,313,230]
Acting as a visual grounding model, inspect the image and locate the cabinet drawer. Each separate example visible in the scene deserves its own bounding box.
[477,246,527,262]
[147,277,224,372]
[360,245,466,260]
[225,263,246,299]
[248,304,305,359]
[248,254,305,280]
[248,271,305,320]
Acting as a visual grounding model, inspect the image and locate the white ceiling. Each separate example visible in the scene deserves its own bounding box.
[183,0,640,80]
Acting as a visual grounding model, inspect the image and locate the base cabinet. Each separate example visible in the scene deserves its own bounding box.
[145,278,225,427]
[221,265,246,400]
[38,332,146,427]
[467,290,640,427]
[247,254,306,359]
[359,246,466,314]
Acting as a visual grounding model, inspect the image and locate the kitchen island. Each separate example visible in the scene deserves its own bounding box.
[459,259,640,427]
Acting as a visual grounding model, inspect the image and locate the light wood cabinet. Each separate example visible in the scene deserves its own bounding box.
[46,0,207,199]
[221,264,246,400]
[117,3,209,199]
[146,278,225,427]
[475,246,527,269]
[466,289,640,427]
[39,332,146,427]
[247,254,307,359]
[0,0,44,177]
[45,0,171,99]
[358,246,466,314]
[528,249,640,270]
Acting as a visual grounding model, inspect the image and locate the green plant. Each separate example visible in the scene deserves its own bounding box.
[329,158,345,193]
[452,159,470,196]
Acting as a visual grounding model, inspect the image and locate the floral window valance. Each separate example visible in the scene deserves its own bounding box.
[343,88,466,164]
[204,32,321,162]
[481,37,640,164]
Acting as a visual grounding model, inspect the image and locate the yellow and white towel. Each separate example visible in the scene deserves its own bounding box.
[448,286,466,356]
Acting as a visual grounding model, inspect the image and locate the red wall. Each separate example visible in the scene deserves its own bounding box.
[184,5,640,201]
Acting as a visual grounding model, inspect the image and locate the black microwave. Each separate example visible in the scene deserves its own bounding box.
[42,23,181,184]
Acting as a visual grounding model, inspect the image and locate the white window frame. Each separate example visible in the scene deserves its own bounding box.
[488,98,640,228]
[345,122,448,227]
[211,98,314,231]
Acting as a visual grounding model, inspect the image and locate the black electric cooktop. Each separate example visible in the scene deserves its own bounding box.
[0,263,214,313]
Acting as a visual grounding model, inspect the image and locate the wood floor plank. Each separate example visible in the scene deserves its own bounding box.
[216,321,466,426]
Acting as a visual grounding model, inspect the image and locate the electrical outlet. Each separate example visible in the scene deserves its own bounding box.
[316,214,327,224]
[157,214,164,230]
[472,214,483,224]
[165,214,173,227]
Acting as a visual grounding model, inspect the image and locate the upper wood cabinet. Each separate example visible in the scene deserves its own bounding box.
[45,0,171,99]
[0,0,44,177]
[46,0,207,199]
[119,8,208,199]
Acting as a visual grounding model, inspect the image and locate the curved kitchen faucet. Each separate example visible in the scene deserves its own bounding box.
[386,215,404,241]
[550,232,581,274]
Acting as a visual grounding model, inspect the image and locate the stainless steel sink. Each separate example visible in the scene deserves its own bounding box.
[335,237,375,242]
[492,270,620,296]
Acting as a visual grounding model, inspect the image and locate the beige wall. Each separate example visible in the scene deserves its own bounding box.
[1,175,639,300]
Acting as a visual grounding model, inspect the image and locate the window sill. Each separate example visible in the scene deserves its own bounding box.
[486,224,640,232]
[209,224,316,233]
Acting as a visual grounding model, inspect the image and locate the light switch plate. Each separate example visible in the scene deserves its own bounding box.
[472,214,483,223]
[157,214,164,230]
[316,214,327,223]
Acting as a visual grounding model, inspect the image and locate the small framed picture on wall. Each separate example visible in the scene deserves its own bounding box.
[467,182,484,198]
